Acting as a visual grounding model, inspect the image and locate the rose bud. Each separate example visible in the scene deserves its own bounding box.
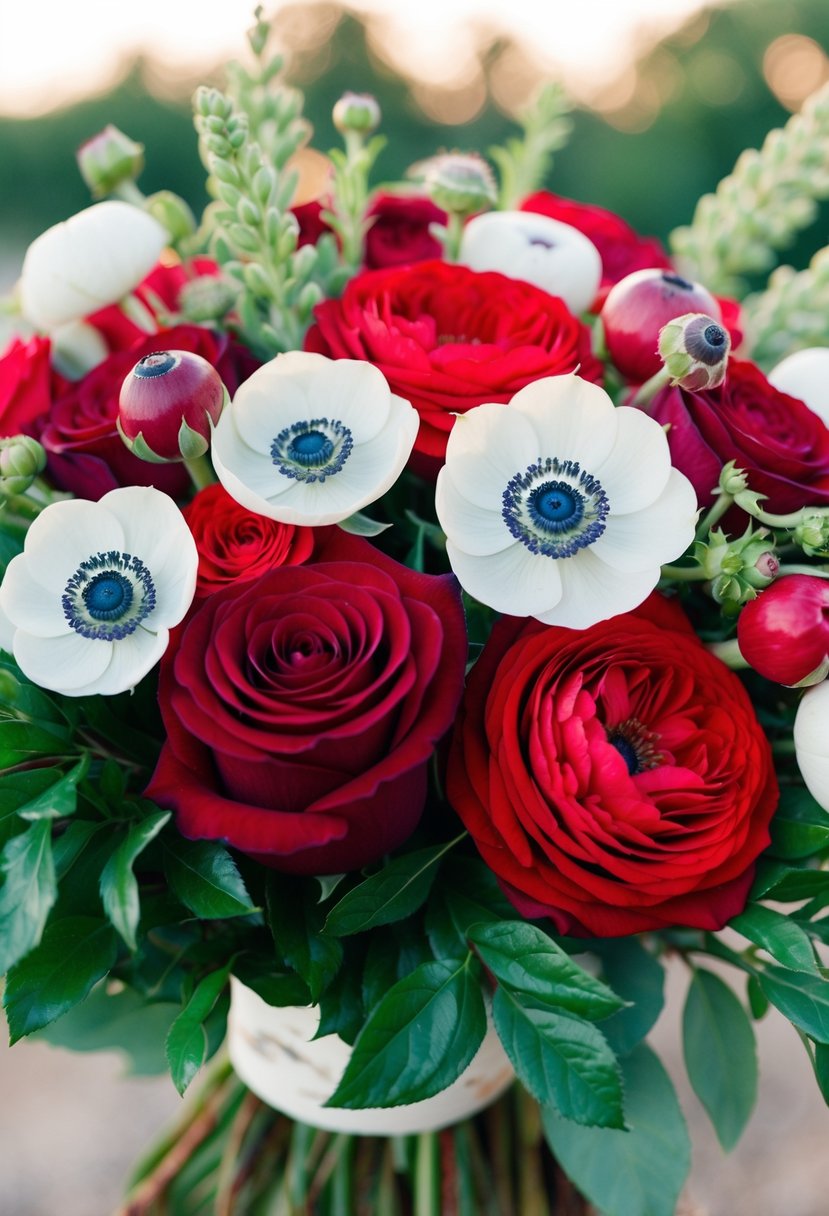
[0,435,46,497]
[332,92,381,135]
[658,312,730,390]
[459,211,602,315]
[769,347,829,427]
[118,349,228,463]
[602,268,720,383]
[423,152,497,216]
[795,679,829,810]
[737,574,829,686]
[77,124,144,199]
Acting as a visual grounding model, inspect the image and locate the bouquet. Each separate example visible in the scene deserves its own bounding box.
[3,9,829,1213]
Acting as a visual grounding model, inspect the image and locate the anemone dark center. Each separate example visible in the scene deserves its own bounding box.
[502,458,609,559]
[134,352,178,378]
[82,571,134,621]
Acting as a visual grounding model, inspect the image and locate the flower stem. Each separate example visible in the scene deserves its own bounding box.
[696,491,734,539]
[414,1132,440,1216]
[629,365,671,411]
[706,638,748,668]
[660,563,709,581]
[185,454,217,491]
[444,213,465,262]
[777,563,829,579]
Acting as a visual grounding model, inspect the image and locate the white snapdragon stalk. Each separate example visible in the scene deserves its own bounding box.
[459,212,602,315]
[0,486,197,696]
[19,201,167,332]
[768,347,829,426]
[436,374,697,629]
[794,680,829,810]
[212,352,419,526]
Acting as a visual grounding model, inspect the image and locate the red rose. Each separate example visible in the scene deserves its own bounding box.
[0,336,52,437]
[649,358,829,513]
[520,191,672,304]
[292,200,331,248]
[305,260,601,477]
[147,531,467,874]
[183,483,315,598]
[88,257,221,352]
[364,193,446,269]
[40,324,256,501]
[448,594,778,936]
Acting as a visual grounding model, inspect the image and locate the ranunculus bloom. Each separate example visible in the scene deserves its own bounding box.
[649,358,829,513]
[737,574,829,686]
[520,191,672,304]
[448,594,778,936]
[305,260,601,478]
[364,193,445,269]
[39,324,256,501]
[147,531,467,874]
[0,336,52,437]
[183,483,315,597]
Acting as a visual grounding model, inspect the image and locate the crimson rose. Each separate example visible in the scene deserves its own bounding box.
[183,483,315,598]
[649,357,829,513]
[448,594,778,936]
[364,193,445,269]
[0,335,52,437]
[147,531,467,874]
[305,260,601,477]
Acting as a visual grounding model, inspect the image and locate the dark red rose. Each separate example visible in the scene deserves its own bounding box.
[305,260,602,478]
[649,358,829,514]
[183,483,315,597]
[448,593,778,936]
[364,193,446,269]
[88,257,221,351]
[293,200,332,248]
[147,530,467,874]
[520,191,672,305]
[0,335,52,437]
[40,324,257,501]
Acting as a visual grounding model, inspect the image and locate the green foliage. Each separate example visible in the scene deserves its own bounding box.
[100,811,171,949]
[596,939,666,1057]
[161,836,257,920]
[731,904,819,973]
[758,966,829,1042]
[34,982,178,1075]
[490,83,573,210]
[165,964,232,1095]
[425,855,514,959]
[0,819,55,973]
[266,874,343,1002]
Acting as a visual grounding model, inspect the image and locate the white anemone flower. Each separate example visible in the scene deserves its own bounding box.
[769,347,829,427]
[211,351,419,526]
[0,486,197,696]
[19,201,167,332]
[435,374,698,630]
[794,680,829,811]
[459,211,602,315]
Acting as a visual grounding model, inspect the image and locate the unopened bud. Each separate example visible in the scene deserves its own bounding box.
[658,313,730,390]
[718,461,750,498]
[179,275,238,323]
[145,191,196,244]
[423,153,497,216]
[700,523,778,610]
[794,513,829,557]
[0,436,47,497]
[332,92,381,136]
[77,125,144,198]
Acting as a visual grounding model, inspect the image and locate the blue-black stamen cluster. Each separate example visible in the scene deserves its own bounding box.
[271,418,353,483]
[63,551,156,641]
[502,457,609,558]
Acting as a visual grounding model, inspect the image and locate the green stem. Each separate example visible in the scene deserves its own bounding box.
[185,454,217,491]
[444,213,465,262]
[777,563,829,579]
[696,491,734,539]
[114,180,148,208]
[748,504,829,528]
[629,365,672,410]
[414,1132,440,1216]
[660,563,709,581]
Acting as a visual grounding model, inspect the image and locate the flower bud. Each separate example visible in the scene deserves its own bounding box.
[718,460,750,497]
[332,92,381,136]
[118,350,227,463]
[77,125,145,198]
[423,153,497,216]
[658,313,730,390]
[738,574,829,686]
[179,275,238,323]
[145,191,197,244]
[699,524,778,611]
[0,436,47,497]
[793,512,829,557]
[794,680,829,810]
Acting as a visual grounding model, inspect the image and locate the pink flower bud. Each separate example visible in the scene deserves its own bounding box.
[737,574,829,686]
[118,349,226,463]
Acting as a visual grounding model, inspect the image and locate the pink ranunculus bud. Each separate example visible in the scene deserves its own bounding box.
[118,349,227,463]
[737,574,829,686]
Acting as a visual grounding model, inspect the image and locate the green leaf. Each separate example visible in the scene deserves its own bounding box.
[597,939,665,1057]
[469,921,624,1022]
[326,956,486,1109]
[747,975,770,1020]
[337,512,392,537]
[758,966,829,1043]
[266,875,343,1002]
[769,787,829,859]
[14,756,89,821]
[492,987,624,1129]
[99,812,171,949]
[750,860,829,902]
[53,820,100,878]
[34,983,178,1075]
[316,947,365,1045]
[425,856,515,959]
[542,1045,690,1216]
[325,838,460,936]
[232,954,310,1008]
[682,968,757,1150]
[0,819,56,973]
[812,1040,829,1106]
[165,965,231,1095]
[0,720,72,767]
[3,916,119,1042]
[0,770,63,850]
[731,904,818,974]
[162,836,256,919]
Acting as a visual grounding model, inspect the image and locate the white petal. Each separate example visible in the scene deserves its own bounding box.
[591,406,671,514]
[535,549,659,630]
[232,377,309,454]
[100,486,198,625]
[446,539,562,617]
[795,682,829,811]
[0,554,70,636]
[444,402,541,510]
[313,359,394,442]
[14,629,112,694]
[435,468,513,556]
[590,469,697,572]
[0,601,15,655]
[212,413,296,499]
[21,498,125,593]
[90,626,169,696]
[508,376,619,473]
[769,348,829,427]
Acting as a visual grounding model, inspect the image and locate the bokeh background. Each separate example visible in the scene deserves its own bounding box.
[2,1,829,1212]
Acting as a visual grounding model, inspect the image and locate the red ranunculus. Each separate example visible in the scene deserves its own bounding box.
[448,594,778,936]
[305,260,601,478]
[520,191,672,304]
[88,257,222,352]
[364,193,446,269]
[0,335,52,437]
[183,483,315,597]
[649,357,829,513]
[147,530,467,874]
[40,324,257,501]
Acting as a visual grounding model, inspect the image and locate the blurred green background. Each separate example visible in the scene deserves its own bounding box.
[2,0,829,273]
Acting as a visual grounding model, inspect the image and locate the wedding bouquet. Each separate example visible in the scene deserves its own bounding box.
[4,10,829,1214]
